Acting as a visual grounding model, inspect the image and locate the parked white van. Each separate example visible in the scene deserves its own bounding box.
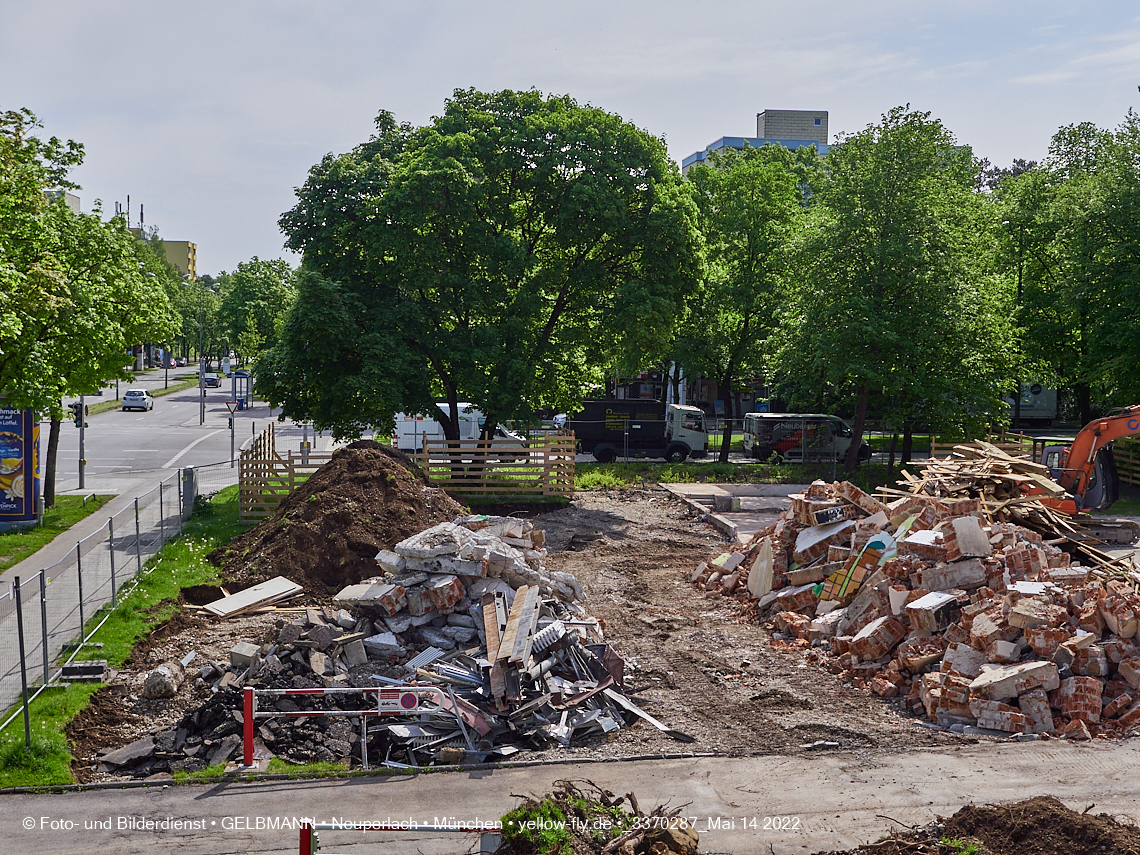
[742,413,872,463]
[394,404,526,452]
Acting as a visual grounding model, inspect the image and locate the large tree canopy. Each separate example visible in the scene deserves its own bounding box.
[774,106,1017,468]
[0,108,174,413]
[218,256,295,362]
[998,111,1140,422]
[263,88,701,438]
[681,144,804,462]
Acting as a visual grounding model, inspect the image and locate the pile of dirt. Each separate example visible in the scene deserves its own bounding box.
[208,441,464,595]
[814,796,1140,854]
[66,688,142,783]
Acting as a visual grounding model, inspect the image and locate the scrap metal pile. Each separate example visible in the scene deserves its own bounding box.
[692,445,1140,739]
[330,516,688,765]
[99,515,686,777]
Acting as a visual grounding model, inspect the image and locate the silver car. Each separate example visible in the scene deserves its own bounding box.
[122,389,154,411]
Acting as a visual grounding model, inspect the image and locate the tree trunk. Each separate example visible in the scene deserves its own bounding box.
[1075,383,1092,427]
[718,374,735,464]
[670,363,681,405]
[45,415,61,508]
[901,425,914,464]
[887,432,898,479]
[844,384,871,473]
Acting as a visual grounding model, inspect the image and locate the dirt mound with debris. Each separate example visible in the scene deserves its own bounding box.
[499,780,698,855]
[815,796,1140,854]
[66,688,142,783]
[209,441,464,595]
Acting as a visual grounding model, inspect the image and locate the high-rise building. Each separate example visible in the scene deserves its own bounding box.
[756,109,828,145]
[162,241,197,280]
[682,109,829,174]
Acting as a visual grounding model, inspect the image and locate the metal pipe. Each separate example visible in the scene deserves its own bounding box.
[39,571,48,685]
[108,518,117,605]
[14,578,31,746]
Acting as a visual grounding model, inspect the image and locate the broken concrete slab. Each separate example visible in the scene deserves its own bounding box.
[968,661,1060,701]
[229,642,260,669]
[100,736,155,768]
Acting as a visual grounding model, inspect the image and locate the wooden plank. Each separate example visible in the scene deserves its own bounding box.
[507,586,540,665]
[482,593,502,662]
[496,585,530,663]
[203,576,303,617]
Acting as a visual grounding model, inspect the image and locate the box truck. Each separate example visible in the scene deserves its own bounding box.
[567,400,708,463]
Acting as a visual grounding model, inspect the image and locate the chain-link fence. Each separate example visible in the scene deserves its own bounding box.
[0,473,186,733]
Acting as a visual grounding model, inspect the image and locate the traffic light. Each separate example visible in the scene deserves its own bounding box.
[69,401,88,428]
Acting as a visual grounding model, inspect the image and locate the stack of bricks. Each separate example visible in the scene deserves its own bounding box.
[688,477,1140,740]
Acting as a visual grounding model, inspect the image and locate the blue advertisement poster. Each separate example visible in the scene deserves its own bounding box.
[0,406,39,524]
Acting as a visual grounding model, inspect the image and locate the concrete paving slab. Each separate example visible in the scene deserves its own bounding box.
[5,743,1140,854]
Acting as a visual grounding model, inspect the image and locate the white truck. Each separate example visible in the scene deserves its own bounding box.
[394,404,527,452]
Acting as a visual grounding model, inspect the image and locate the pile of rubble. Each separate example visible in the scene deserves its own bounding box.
[99,515,682,777]
[692,467,1140,740]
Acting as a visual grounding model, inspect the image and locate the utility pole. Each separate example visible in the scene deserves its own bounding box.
[78,395,86,489]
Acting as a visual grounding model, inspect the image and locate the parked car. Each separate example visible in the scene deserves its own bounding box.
[121,389,154,411]
[175,357,187,367]
[741,412,872,463]
[202,373,221,388]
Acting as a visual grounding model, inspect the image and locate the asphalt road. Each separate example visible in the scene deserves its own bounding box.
[1,741,1139,855]
[51,371,301,493]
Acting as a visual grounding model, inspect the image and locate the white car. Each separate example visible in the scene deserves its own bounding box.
[122,389,154,411]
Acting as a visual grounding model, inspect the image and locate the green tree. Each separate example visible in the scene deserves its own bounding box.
[999,112,1140,422]
[775,106,1016,470]
[0,108,175,502]
[682,144,802,462]
[264,88,700,438]
[217,257,295,364]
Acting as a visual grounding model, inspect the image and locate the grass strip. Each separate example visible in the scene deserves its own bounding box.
[0,495,112,573]
[87,374,201,416]
[0,486,241,788]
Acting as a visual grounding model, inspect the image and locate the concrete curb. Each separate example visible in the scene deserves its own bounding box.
[0,751,722,795]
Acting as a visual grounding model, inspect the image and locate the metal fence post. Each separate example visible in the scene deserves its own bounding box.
[39,571,49,686]
[159,481,165,549]
[177,474,184,535]
[14,577,30,747]
[134,498,142,574]
[108,517,117,606]
[76,542,85,643]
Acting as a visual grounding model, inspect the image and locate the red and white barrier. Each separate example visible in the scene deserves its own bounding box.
[241,685,445,768]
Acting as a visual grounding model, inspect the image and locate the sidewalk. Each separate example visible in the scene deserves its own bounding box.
[0,471,177,589]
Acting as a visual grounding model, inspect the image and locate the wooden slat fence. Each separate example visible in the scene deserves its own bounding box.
[416,432,575,497]
[1114,437,1140,488]
[239,423,335,520]
[928,434,1035,460]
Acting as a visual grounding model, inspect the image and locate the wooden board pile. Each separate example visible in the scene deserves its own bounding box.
[690,464,1140,739]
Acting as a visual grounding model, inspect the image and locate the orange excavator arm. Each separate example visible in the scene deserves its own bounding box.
[1053,406,1140,496]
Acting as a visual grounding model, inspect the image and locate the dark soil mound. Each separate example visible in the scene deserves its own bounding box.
[814,795,1140,855]
[209,441,464,595]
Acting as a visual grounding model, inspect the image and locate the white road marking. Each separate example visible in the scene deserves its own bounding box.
[162,430,226,468]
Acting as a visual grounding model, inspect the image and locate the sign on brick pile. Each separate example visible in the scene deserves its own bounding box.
[691,479,1140,740]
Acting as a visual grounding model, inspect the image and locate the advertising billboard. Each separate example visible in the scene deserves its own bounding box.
[0,406,40,528]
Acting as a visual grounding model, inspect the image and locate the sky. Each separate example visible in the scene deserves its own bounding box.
[2,1,1138,275]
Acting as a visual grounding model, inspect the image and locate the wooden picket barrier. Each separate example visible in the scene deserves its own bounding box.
[416,432,575,497]
[239,423,334,520]
[1114,437,1140,488]
[928,434,1034,461]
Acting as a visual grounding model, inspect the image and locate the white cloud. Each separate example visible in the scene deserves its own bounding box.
[1,0,1136,271]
